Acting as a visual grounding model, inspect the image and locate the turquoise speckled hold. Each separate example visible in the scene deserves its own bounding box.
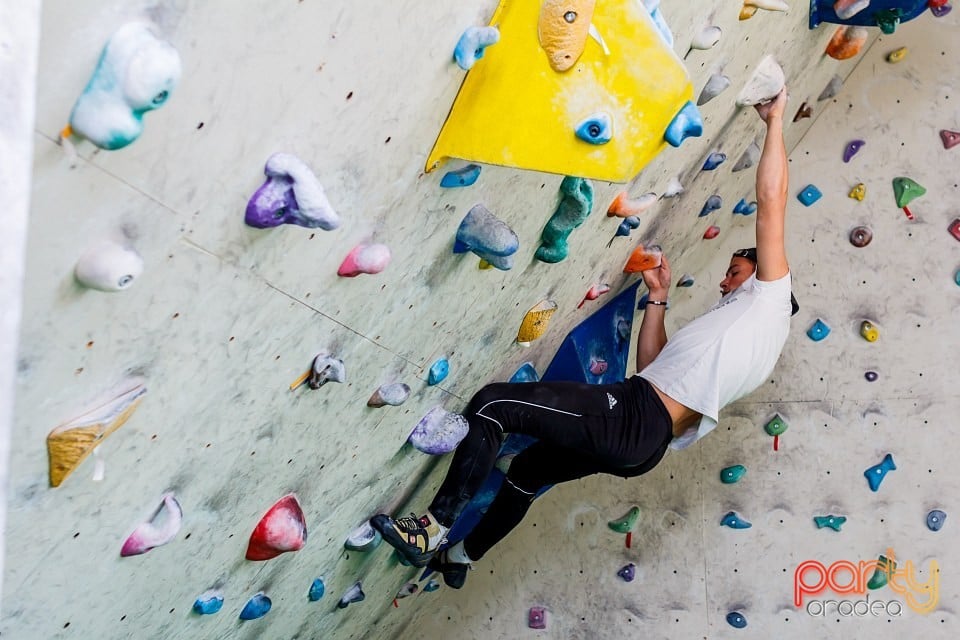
[864,453,896,492]
[720,465,746,484]
[428,358,449,385]
[308,577,325,601]
[721,511,752,529]
[535,177,594,263]
[797,184,823,206]
[764,413,788,436]
[807,318,831,341]
[813,515,847,531]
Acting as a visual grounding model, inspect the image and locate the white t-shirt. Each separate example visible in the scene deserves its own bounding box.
[639,271,792,450]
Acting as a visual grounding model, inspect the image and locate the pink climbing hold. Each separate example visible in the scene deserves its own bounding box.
[589,359,608,376]
[246,494,307,561]
[940,129,960,150]
[120,493,183,557]
[703,225,720,239]
[337,243,391,277]
[578,283,611,309]
[528,606,547,630]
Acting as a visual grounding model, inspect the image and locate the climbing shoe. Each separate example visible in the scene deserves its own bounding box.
[428,549,471,589]
[370,513,441,567]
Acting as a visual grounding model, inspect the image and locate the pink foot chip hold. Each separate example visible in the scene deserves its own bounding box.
[337,243,391,277]
[246,494,307,560]
[120,492,182,557]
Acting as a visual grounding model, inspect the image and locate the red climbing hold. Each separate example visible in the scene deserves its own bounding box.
[773,434,780,451]
[246,494,307,560]
[625,532,633,548]
[703,225,721,239]
[949,218,960,242]
[940,129,960,150]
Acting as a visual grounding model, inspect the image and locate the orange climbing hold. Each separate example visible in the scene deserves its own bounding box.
[825,26,867,60]
[623,244,662,273]
[537,0,596,72]
[607,191,656,218]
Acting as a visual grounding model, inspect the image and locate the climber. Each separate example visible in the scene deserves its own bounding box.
[371,90,796,589]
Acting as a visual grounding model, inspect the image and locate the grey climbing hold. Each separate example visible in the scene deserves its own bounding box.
[699,194,722,217]
[927,509,947,532]
[367,383,411,407]
[676,273,695,287]
[309,354,345,389]
[698,73,731,106]
[732,142,760,172]
[337,582,365,608]
[818,75,843,101]
[736,55,784,107]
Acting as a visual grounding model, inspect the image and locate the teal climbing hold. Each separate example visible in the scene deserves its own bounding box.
[813,515,847,531]
[308,577,325,601]
[797,184,822,206]
[428,358,449,385]
[807,318,830,341]
[867,555,896,589]
[764,413,788,436]
[535,176,594,263]
[864,453,896,492]
[664,101,704,147]
[720,465,746,484]
[441,164,481,188]
[721,511,752,529]
[608,506,641,533]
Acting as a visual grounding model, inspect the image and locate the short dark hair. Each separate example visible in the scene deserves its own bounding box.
[731,247,799,316]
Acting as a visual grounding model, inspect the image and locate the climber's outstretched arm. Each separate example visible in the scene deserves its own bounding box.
[754,89,790,282]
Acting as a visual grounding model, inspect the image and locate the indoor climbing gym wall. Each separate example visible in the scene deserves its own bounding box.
[3,1,957,639]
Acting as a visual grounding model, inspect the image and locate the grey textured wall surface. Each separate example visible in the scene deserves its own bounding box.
[4,1,957,639]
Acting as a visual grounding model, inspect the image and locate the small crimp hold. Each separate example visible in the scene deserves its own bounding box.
[721,511,752,529]
[689,26,722,51]
[699,195,723,217]
[528,606,547,629]
[732,142,760,172]
[733,199,757,216]
[578,283,611,308]
[589,359,608,376]
[849,183,866,201]
[664,101,704,147]
[867,555,896,589]
[368,383,411,407]
[608,506,641,533]
[843,139,865,162]
[702,152,727,171]
[892,177,926,208]
[423,579,441,593]
[409,406,469,455]
[614,215,641,239]
[337,582,365,608]
[793,102,813,122]
[309,354,346,389]
[797,185,822,206]
[849,226,872,247]
[864,453,896,492]
[726,611,748,628]
[818,75,843,101]
[676,273,695,288]
[428,358,449,385]
[239,593,272,620]
[440,164,481,188]
[813,515,847,531]
[764,413,788,436]
[396,583,419,600]
[617,563,636,582]
[940,129,960,150]
[886,46,908,63]
[703,225,721,240]
[950,218,960,242]
[834,0,871,20]
[698,74,731,106]
[454,26,500,70]
[930,1,952,17]
[927,509,947,532]
[308,577,325,601]
[720,465,746,484]
[193,589,224,615]
[807,318,831,341]
[661,175,684,198]
[860,320,879,342]
[575,112,613,145]
[864,371,879,382]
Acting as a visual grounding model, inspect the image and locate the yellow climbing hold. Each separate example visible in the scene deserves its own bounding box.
[426,0,695,182]
[478,259,494,270]
[537,0,596,72]
[886,47,908,63]
[860,320,879,342]
[47,379,146,487]
[517,300,559,346]
[849,183,866,201]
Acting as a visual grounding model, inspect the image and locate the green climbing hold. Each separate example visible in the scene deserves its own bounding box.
[535,176,594,263]
[813,515,847,531]
[875,9,903,34]
[764,413,788,436]
[892,177,925,208]
[867,555,897,590]
[720,465,746,484]
[608,506,640,533]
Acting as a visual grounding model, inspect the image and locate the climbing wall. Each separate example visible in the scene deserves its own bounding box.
[3,1,955,639]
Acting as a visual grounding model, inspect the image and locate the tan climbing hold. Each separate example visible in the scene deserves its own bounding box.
[537,0,596,72]
[517,300,559,346]
[739,4,759,19]
[47,379,146,487]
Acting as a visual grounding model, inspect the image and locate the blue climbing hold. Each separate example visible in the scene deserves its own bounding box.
[726,612,748,628]
[428,358,449,385]
[699,195,723,217]
[575,112,613,145]
[807,318,831,341]
[510,362,540,383]
[424,579,442,592]
[193,590,224,615]
[664,101,703,147]
[453,204,519,270]
[617,563,636,582]
[864,453,896,492]
[733,199,757,216]
[308,578,326,601]
[813,515,847,531]
[927,509,947,532]
[239,593,272,620]
[702,152,727,170]
[440,164,481,188]
[676,274,695,288]
[797,184,823,206]
[453,26,500,70]
[616,215,641,237]
[720,465,746,484]
[721,511,752,529]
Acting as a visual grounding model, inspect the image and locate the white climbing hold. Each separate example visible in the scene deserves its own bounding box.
[698,73,731,106]
[74,240,144,292]
[690,26,722,51]
[661,175,684,198]
[736,55,785,106]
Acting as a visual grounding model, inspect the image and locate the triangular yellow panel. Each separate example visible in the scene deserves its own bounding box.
[427,0,694,183]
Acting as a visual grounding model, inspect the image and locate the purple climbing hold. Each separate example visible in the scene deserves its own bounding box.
[245,153,340,230]
[409,406,469,455]
[864,453,896,492]
[865,371,879,382]
[843,139,865,162]
[528,606,547,629]
[617,563,636,582]
[931,3,952,17]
